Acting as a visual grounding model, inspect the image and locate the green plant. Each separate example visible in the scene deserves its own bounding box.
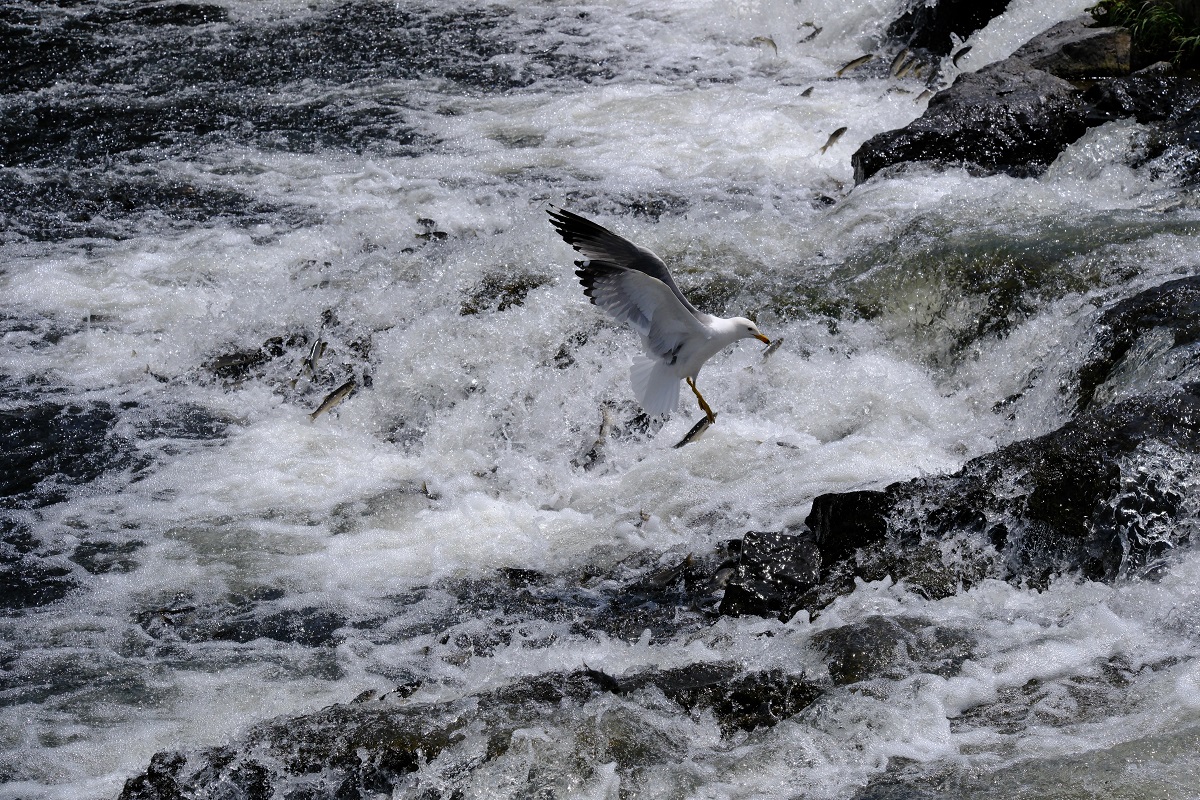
[1090,0,1200,66]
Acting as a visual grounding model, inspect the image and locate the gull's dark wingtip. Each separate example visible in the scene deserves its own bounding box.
[546,205,575,245]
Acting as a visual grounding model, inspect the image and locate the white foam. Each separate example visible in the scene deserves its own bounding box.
[7,0,1200,797]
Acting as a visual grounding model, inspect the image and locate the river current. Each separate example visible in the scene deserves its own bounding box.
[4,0,1200,797]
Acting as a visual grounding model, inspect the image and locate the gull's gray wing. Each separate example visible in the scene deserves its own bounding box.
[548,207,700,316]
[573,260,707,366]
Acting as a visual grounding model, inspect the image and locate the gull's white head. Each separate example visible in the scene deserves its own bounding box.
[729,316,771,345]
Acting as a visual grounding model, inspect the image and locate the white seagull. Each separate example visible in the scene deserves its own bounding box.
[548,207,770,423]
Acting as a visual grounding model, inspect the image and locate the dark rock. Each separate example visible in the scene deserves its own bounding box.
[852,60,1089,184]
[813,616,913,685]
[137,592,347,647]
[0,517,76,609]
[808,385,1200,590]
[1074,276,1200,412]
[0,402,130,506]
[72,539,143,575]
[459,270,553,315]
[1082,67,1200,175]
[128,3,228,27]
[1011,17,1131,79]
[812,616,977,685]
[1084,65,1200,124]
[644,663,822,735]
[121,751,187,800]
[720,382,1200,623]
[719,530,821,621]
[0,169,304,244]
[888,0,1013,57]
[119,663,822,798]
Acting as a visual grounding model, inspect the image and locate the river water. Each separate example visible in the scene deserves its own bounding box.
[4,0,1200,797]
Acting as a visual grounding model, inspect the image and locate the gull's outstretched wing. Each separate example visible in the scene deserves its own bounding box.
[547,207,700,316]
[575,260,707,366]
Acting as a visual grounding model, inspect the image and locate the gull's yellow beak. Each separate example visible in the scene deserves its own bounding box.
[754,333,771,344]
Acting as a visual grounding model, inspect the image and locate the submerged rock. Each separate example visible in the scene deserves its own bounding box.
[119,663,822,799]
[835,387,1200,582]
[721,385,1200,620]
[1075,276,1200,412]
[812,615,976,685]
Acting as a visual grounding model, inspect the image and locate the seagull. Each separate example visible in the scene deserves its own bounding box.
[548,207,770,424]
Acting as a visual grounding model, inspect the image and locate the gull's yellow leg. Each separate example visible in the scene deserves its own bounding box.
[686,377,717,424]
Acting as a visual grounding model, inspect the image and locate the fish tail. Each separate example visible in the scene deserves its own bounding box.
[630,355,679,418]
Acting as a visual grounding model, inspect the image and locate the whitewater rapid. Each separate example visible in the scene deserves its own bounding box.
[6,0,1200,797]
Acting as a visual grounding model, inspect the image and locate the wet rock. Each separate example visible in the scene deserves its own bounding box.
[0,169,304,244]
[814,616,913,685]
[644,663,822,735]
[1084,67,1200,181]
[812,616,976,685]
[71,539,143,575]
[459,269,553,315]
[0,401,133,506]
[810,385,1200,590]
[1084,64,1200,125]
[852,59,1090,184]
[202,337,297,384]
[120,663,822,798]
[856,16,1141,184]
[121,751,187,800]
[887,0,1013,57]
[138,591,347,647]
[0,518,76,609]
[1011,16,1131,79]
[719,383,1200,622]
[719,530,821,621]
[1075,276,1200,412]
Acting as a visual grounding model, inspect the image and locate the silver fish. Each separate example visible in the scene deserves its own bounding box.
[761,336,784,360]
[895,55,917,78]
[820,126,847,154]
[751,36,778,55]
[301,337,326,377]
[674,415,714,448]
[952,45,973,66]
[889,48,911,76]
[798,22,822,43]
[574,406,614,470]
[800,86,814,97]
[646,554,694,589]
[915,88,933,103]
[309,378,356,420]
[836,54,873,76]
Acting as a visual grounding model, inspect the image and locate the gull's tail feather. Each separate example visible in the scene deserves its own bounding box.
[630,355,679,418]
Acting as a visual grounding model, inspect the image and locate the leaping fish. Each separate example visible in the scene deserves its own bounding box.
[674,415,714,448]
[836,54,873,77]
[309,378,356,420]
[751,36,778,55]
[820,126,848,154]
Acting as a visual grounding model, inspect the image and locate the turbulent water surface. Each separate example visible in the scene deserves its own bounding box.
[5,0,1200,797]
